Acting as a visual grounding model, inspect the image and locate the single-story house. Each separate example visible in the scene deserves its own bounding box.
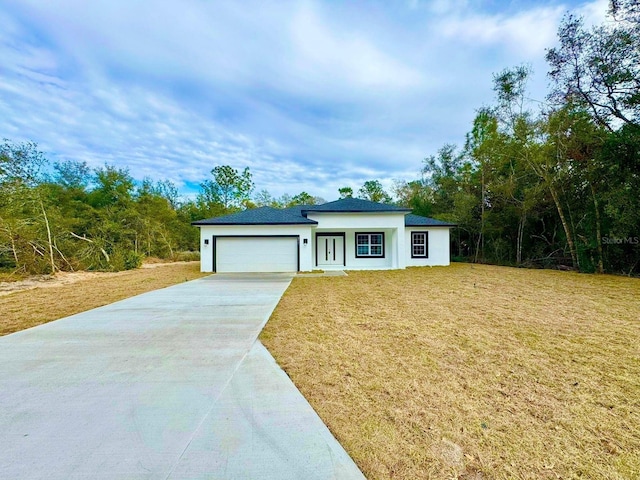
[192,198,455,273]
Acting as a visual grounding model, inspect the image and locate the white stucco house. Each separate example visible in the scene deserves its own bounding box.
[192,198,455,273]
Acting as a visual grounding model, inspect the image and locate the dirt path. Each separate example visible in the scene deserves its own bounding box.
[1,262,207,336]
[0,262,195,297]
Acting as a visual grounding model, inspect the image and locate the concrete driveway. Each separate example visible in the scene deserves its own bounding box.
[0,274,365,479]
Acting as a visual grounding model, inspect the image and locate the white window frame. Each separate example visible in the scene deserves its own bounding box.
[355,232,385,258]
[411,231,428,258]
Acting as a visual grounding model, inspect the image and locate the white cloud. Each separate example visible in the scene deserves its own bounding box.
[427,0,470,15]
[289,3,424,92]
[578,0,609,26]
[438,5,566,57]
[0,0,610,202]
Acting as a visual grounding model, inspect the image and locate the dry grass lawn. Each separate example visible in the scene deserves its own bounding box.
[261,263,640,479]
[0,262,208,336]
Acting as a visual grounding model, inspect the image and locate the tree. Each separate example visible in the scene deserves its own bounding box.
[0,140,46,187]
[610,0,640,21]
[423,144,467,216]
[254,189,278,207]
[148,179,180,210]
[465,109,501,262]
[198,166,254,211]
[85,166,139,269]
[546,12,640,130]
[393,179,433,217]
[338,186,353,199]
[493,67,584,269]
[134,180,181,258]
[89,166,135,209]
[357,180,392,203]
[0,141,57,273]
[0,140,208,273]
[53,160,91,190]
[423,144,479,259]
[397,1,639,274]
[287,192,316,206]
[595,123,640,274]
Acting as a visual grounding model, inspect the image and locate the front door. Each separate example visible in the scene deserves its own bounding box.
[317,235,344,266]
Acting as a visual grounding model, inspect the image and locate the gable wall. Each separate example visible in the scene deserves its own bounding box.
[306,212,406,230]
[404,227,451,266]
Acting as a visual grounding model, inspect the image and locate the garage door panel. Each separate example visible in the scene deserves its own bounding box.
[215,237,298,273]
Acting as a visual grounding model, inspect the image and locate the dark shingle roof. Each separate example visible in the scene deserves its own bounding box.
[191,206,317,225]
[404,214,456,227]
[281,204,314,216]
[303,198,411,213]
[192,202,455,227]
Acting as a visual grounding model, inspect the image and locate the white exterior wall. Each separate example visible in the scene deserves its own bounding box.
[309,213,406,270]
[197,225,314,272]
[196,214,452,273]
[404,227,451,266]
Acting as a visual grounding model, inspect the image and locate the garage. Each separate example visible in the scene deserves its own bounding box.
[214,236,299,273]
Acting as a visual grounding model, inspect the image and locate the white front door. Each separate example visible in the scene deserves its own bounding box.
[317,235,344,266]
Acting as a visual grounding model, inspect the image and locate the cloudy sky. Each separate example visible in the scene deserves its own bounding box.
[0,0,608,201]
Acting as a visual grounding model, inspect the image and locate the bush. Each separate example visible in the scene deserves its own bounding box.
[124,250,144,270]
[172,251,200,262]
[109,248,144,271]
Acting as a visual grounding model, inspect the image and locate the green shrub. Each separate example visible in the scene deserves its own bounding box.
[123,250,144,270]
[108,248,144,271]
[172,251,200,262]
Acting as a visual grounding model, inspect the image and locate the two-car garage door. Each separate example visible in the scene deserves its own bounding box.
[214,236,299,273]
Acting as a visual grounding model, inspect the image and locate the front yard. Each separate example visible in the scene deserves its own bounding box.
[0,262,207,336]
[260,263,640,479]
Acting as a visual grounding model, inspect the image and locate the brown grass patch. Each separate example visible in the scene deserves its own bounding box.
[0,271,30,283]
[261,263,640,479]
[0,262,208,336]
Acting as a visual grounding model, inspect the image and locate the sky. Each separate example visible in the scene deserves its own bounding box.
[0,0,609,202]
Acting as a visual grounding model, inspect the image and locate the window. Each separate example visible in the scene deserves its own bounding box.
[355,233,384,257]
[411,231,428,258]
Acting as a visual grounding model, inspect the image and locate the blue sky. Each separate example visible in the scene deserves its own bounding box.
[0,0,607,201]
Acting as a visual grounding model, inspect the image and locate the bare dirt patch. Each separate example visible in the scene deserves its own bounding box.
[261,263,640,479]
[0,261,197,297]
[0,262,208,336]
[0,271,117,296]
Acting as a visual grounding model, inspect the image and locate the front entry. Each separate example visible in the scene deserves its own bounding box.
[316,235,345,267]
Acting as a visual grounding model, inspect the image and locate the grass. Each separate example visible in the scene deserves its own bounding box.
[0,271,30,283]
[260,263,640,479]
[0,262,208,336]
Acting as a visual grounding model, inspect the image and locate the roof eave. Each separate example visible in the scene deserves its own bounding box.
[303,208,411,214]
[191,221,317,226]
[405,223,457,227]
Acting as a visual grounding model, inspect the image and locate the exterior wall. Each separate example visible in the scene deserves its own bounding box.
[404,227,451,266]
[308,212,406,270]
[196,215,452,272]
[197,225,314,272]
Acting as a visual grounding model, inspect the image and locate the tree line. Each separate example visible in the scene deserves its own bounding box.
[2,1,638,275]
[0,141,198,274]
[394,2,640,275]
[0,145,394,274]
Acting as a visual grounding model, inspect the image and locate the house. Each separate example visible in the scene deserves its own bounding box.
[192,198,455,273]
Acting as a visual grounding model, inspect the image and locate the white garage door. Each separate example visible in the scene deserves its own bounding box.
[215,237,298,273]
